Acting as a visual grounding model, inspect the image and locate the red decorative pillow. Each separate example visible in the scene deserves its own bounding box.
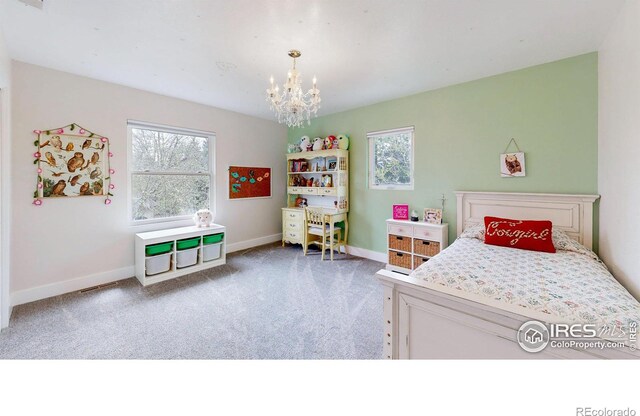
[484,216,556,253]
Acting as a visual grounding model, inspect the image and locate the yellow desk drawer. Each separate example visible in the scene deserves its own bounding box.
[319,188,337,196]
[284,220,302,232]
[302,187,318,195]
[284,230,303,242]
[283,210,303,221]
[288,187,301,194]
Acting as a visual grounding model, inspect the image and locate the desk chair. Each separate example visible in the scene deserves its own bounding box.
[304,207,342,261]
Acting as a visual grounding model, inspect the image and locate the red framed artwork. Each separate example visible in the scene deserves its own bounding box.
[229,166,271,199]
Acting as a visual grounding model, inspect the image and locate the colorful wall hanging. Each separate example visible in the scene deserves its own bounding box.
[228,166,271,199]
[392,204,409,220]
[32,123,114,205]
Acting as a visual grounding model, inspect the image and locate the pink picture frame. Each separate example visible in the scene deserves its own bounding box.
[392,204,409,220]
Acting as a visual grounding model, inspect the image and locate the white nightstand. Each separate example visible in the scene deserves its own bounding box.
[385,219,448,274]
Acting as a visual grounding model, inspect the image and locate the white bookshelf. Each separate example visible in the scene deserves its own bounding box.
[134,224,226,286]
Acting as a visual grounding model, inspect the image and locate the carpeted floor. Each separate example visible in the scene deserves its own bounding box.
[0,243,385,359]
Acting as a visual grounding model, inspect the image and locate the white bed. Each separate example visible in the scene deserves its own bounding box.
[375,191,640,359]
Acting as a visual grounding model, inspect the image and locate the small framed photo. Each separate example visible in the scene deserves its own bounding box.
[392,204,409,220]
[328,161,337,171]
[423,208,442,224]
[500,152,526,177]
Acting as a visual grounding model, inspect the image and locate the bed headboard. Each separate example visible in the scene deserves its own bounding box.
[455,191,600,249]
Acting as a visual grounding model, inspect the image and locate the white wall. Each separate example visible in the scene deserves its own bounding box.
[0,27,12,328]
[598,0,640,299]
[10,61,287,301]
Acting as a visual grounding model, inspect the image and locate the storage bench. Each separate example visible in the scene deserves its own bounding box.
[135,225,226,286]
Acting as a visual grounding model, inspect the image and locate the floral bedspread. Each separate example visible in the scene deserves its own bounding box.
[409,235,640,330]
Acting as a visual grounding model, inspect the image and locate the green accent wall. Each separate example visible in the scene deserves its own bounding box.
[288,53,598,254]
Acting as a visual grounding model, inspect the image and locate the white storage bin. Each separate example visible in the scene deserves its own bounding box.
[145,253,172,276]
[176,247,199,269]
[203,243,222,262]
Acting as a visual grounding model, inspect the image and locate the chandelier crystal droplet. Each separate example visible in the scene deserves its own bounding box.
[266,50,321,128]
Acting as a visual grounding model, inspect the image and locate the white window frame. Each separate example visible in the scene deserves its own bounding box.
[127,120,215,225]
[368,126,415,190]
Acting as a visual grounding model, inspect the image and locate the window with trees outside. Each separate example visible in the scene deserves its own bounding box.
[368,126,414,190]
[128,122,214,223]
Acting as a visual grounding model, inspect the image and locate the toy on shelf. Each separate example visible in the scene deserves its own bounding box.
[312,137,324,151]
[337,134,349,150]
[299,136,311,152]
[323,135,336,149]
[193,209,214,228]
[323,136,332,149]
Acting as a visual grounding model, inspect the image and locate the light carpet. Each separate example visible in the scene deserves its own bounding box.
[0,243,385,359]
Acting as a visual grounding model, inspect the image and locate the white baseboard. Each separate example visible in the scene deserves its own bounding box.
[8,234,384,315]
[226,233,282,253]
[0,305,9,330]
[345,245,386,263]
[9,233,284,310]
[11,265,136,308]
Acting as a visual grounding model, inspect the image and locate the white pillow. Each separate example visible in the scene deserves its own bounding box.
[459,224,485,241]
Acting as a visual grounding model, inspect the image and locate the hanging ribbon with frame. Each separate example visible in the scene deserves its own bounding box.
[32,123,115,205]
[500,137,526,177]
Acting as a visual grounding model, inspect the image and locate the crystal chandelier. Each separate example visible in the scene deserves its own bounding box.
[266,50,321,128]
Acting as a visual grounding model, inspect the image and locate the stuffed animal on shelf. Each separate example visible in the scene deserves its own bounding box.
[312,137,324,151]
[193,209,213,228]
[337,134,349,150]
[325,135,336,149]
[299,136,311,152]
[307,177,314,187]
[323,136,332,149]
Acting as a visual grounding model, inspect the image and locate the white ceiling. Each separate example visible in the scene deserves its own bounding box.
[0,0,625,121]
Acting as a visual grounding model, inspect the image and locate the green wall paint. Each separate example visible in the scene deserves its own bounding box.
[288,53,598,254]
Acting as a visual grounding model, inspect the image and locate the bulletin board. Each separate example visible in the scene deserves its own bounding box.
[228,166,271,199]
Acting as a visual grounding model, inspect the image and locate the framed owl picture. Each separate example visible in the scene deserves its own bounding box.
[500,152,526,177]
[33,123,113,205]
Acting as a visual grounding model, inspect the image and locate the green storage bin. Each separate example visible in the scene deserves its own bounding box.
[176,237,201,250]
[203,233,224,245]
[145,241,173,256]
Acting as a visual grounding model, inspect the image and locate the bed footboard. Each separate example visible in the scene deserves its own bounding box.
[375,269,639,359]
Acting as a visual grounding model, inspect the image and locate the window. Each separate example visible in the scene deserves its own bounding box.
[128,121,214,223]
[368,126,414,190]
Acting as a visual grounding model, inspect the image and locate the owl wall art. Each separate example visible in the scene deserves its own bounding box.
[500,152,526,177]
[32,123,114,205]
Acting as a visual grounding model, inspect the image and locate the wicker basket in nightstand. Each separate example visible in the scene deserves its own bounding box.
[389,250,412,269]
[385,219,448,274]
